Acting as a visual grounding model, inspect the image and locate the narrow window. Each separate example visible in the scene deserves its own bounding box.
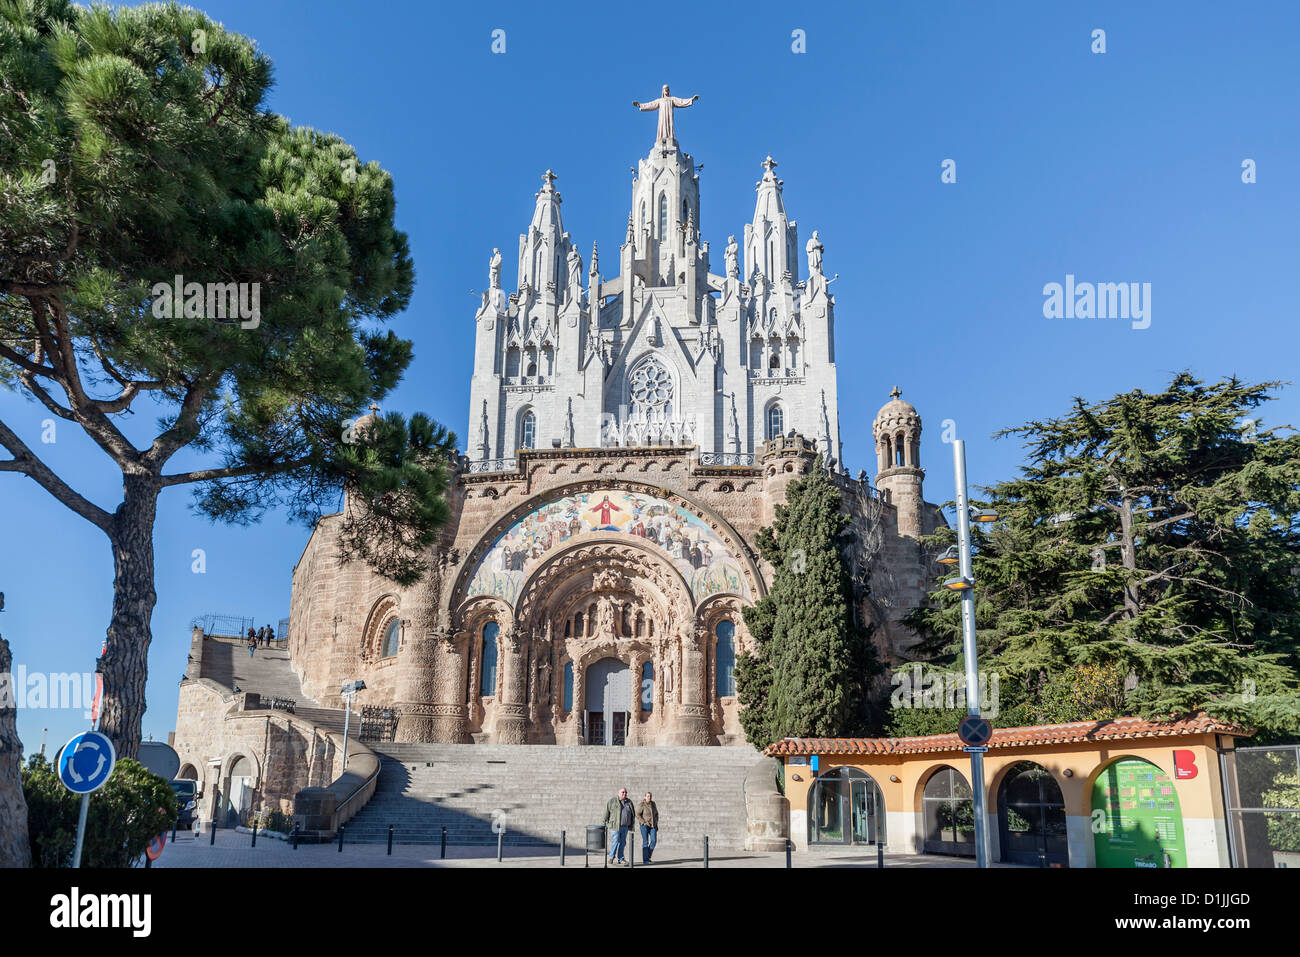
[715,621,736,696]
[381,619,400,658]
[767,404,784,441]
[658,194,668,238]
[480,622,499,696]
[641,661,654,712]
[519,410,536,449]
[563,662,574,712]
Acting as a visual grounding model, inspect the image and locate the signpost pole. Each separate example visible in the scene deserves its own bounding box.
[71,794,90,868]
[953,440,991,869]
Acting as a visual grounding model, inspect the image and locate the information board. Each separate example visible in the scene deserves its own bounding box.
[1090,757,1186,868]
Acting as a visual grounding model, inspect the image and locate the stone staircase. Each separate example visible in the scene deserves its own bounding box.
[198,637,351,731]
[341,743,764,850]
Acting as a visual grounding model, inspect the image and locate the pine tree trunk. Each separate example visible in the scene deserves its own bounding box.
[96,475,160,760]
[0,634,32,867]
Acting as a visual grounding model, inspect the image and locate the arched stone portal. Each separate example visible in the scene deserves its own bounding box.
[396,483,758,746]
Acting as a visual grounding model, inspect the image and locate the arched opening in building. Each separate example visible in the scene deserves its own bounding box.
[922,765,976,857]
[715,620,735,696]
[641,661,654,714]
[380,619,400,658]
[585,656,631,746]
[480,622,499,696]
[518,409,536,450]
[998,761,1068,865]
[225,755,254,828]
[766,403,784,441]
[809,767,886,846]
[657,194,668,238]
[1090,757,1186,868]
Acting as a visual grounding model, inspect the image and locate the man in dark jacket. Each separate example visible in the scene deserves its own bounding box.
[636,791,659,864]
[603,787,634,865]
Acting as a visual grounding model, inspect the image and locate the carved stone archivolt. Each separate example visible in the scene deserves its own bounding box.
[447,479,766,612]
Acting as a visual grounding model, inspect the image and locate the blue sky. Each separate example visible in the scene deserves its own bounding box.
[3,0,1298,753]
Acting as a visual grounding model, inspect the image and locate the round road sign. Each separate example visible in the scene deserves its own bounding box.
[958,716,993,747]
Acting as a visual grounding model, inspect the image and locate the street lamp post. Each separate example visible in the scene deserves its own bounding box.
[340,680,366,775]
[952,439,992,868]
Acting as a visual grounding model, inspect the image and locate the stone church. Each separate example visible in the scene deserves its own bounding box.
[182,90,943,778]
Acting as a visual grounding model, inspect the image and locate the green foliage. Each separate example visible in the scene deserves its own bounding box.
[905,374,1300,737]
[886,704,969,738]
[737,456,881,745]
[0,0,451,578]
[22,755,177,867]
[0,1,456,755]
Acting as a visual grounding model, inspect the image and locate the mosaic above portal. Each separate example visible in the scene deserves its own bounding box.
[466,489,751,607]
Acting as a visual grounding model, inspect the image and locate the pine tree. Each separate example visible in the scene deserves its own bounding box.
[904,374,1300,738]
[0,1,454,758]
[737,456,880,745]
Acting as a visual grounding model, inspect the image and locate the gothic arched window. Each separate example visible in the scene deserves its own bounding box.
[563,661,574,712]
[769,352,781,370]
[519,410,536,450]
[381,619,400,658]
[480,622,499,696]
[657,194,668,238]
[766,404,784,441]
[715,620,736,696]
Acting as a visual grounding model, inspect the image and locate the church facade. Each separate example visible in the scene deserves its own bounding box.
[283,93,944,747]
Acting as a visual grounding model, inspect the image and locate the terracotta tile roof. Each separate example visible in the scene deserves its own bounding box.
[763,714,1252,757]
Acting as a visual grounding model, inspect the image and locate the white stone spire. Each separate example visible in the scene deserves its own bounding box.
[745,155,798,285]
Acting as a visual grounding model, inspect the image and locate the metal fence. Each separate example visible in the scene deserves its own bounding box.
[1220,743,1300,868]
[358,706,400,743]
[190,614,255,639]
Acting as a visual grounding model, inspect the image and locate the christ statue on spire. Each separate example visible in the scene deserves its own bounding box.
[632,85,699,144]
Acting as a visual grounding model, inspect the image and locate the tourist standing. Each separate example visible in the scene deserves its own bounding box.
[604,787,634,865]
[248,635,256,658]
[637,791,659,864]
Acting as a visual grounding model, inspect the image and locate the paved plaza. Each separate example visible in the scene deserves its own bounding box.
[150,829,1015,868]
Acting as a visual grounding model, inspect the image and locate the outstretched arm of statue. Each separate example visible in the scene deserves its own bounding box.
[671,95,697,107]
[636,99,661,112]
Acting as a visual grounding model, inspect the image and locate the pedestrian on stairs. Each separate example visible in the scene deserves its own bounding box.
[637,791,659,864]
[604,787,634,865]
[248,635,257,658]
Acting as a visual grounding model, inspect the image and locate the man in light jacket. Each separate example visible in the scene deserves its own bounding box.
[603,787,634,865]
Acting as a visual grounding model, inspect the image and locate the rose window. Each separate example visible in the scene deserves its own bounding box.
[630,359,673,418]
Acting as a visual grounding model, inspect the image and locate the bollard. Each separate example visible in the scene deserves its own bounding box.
[629,845,634,870]
[251,820,258,847]
[440,826,446,859]
[786,839,792,869]
[172,820,178,844]
[209,818,216,846]
[561,830,566,867]
[387,824,394,856]
[497,828,503,863]
[703,835,709,869]
[291,824,299,850]
[338,825,345,852]
[877,841,884,869]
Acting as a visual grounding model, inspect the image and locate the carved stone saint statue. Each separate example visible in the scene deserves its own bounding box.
[566,247,583,299]
[632,85,699,144]
[597,596,617,637]
[663,655,675,694]
[489,247,502,290]
[724,235,738,279]
[806,230,824,276]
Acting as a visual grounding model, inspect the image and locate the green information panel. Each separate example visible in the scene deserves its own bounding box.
[1091,758,1186,868]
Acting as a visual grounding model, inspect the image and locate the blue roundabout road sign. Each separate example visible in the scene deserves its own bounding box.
[57,731,117,795]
